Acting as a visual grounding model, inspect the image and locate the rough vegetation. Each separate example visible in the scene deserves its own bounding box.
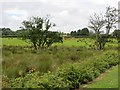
[2,49,118,89]
[2,38,119,89]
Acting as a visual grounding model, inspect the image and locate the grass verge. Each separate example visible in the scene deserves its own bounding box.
[86,65,118,88]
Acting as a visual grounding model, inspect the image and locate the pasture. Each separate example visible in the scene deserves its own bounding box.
[1,37,118,48]
[1,37,119,88]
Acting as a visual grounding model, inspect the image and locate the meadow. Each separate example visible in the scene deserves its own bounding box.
[1,37,119,89]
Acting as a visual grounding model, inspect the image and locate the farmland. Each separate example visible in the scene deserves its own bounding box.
[1,37,119,89]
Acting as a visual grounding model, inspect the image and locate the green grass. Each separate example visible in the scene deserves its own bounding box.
[1,38,95,47]
[54,38,95,47]
[1,38,31,46]
[2,37,119,88]
[2,46,99,78]
[1,38,118,49]
[87,65,118,88]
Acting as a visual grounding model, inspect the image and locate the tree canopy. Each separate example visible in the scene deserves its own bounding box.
[21,16,63,49]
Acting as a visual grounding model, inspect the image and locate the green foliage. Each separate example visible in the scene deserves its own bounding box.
[55,51,118,88]
[39,71,70,88]
[56,64,81,88]
[4,50,118,89]
[70,28,89,37]
[10,72,42,88]
[81,28,89,36]
[2,38,118,79]
[112,30,120,38]
[14,29,29,36]
[0,28,14,36]
[21,16,63,49]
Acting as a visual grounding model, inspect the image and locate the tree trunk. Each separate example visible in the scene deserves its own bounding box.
[33,43,37,50]
[96,32,100,50]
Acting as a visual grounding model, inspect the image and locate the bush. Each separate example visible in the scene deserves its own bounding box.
[39,71,70,89]
[10,72,42,88]
[56,64,81,88]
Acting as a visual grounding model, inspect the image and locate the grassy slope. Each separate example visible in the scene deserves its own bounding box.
[87,65,118,88]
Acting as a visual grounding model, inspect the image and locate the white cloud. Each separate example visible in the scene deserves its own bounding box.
[90,0,118,8]
[4,8,28,18]
[59,10,69,16]
[0,0,119,32]
[0,0,48,2]
[2,8,28,30]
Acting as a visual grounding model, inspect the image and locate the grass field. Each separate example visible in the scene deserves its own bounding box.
[1,38,118,48]
[87,65,118,88]
[0,38,31,46]
[1,37,119,88]
[1,38,93,47]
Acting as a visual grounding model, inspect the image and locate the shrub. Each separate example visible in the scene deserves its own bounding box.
[10,72,42,88]
[56,64,81,88]
[39,71,70,89]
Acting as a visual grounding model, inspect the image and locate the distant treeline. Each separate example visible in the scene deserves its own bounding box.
[0,28,27,37]
[0,27,120,38]
[70,28,120,38]
[70,28,89,37]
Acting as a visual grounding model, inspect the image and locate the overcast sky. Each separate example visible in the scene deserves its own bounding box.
[0,0,119,33]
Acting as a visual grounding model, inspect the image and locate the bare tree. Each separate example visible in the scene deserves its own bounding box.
[105,6,119,35]
[89,6,119,50]
[89,13,105,50]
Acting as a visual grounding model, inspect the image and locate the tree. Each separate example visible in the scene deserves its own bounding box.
[81,28,89,36]
[0,28,14,36]
[77,29,81,36]
[105,6,118,35]
[101,6,119,48]
[15,29,29,36]
[89,6,119,50]
[70,31,77,37]
[70,28,89,37]
[112,30,120,38]
[21,16,63,50]
[89,13,105,50]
